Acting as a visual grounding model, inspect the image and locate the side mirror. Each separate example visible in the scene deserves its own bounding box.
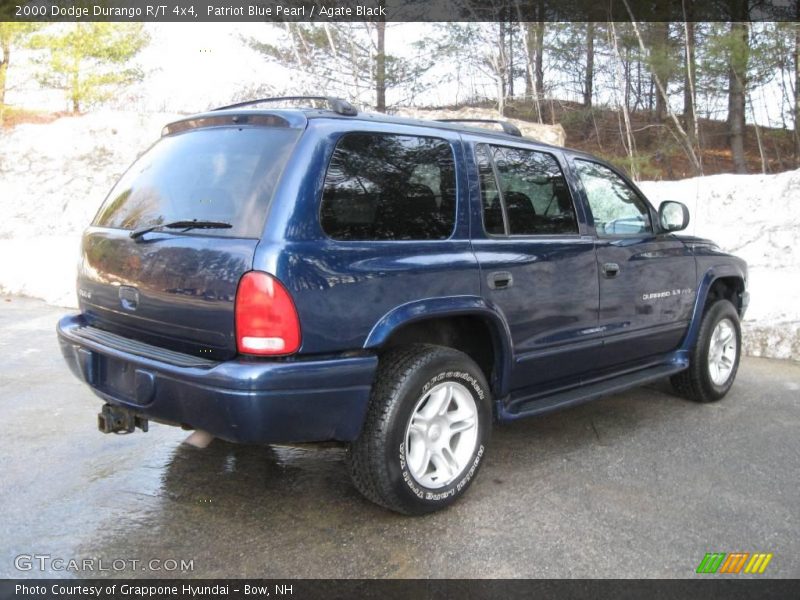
[659,201,690,232]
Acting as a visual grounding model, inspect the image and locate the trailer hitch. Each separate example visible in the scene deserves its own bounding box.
[98,403,149,434]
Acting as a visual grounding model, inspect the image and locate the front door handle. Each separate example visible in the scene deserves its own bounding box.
[488,271,513,290]
[602,262,620,278]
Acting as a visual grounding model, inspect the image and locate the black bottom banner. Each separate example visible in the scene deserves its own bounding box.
[2,579,799,600]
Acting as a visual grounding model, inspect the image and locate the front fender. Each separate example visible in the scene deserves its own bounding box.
[680,263,747,355]
[363,296,515,398]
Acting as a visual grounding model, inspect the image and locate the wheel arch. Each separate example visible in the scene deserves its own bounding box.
[680,265,746,353]
[364,297,514,399]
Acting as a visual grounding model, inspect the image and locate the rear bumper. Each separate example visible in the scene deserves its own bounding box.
[57,314,377,444]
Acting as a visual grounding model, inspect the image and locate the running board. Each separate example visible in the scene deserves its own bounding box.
[499,362,686,421]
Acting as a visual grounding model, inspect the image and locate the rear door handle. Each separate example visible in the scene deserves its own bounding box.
[488,271,513,290]
[602,262,620,278]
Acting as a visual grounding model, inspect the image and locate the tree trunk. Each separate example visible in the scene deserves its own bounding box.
[794,22,799,166]
[609,21,638,180]
[524,26,532,99]
[624,45,631,113]
[728,21,750,174]
[0,41,9,107]
[375,20,386,113]
[70,68,80,113]
[508,21,514,98]
[497,21,508,111]
[535,23,544,98]
[652,22,669,122]
[584,22,594,108]
[683,19,697,144]
[524,20,545,122]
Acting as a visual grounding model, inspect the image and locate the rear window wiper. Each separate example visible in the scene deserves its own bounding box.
[130,219,233,240]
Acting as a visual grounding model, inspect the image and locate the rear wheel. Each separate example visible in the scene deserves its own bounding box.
[671,299,741,403]
[348,344,491,515]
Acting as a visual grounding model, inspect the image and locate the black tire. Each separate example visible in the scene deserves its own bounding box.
[348,344,492,515]
[670,299,742,403]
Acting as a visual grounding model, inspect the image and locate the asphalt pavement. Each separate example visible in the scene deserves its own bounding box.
[1,295,798,578]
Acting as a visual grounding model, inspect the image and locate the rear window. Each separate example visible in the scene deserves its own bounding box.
[94,126,300,238]
[320,133,456,241]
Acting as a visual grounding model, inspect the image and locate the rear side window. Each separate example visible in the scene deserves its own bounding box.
[478,144,578,236]
[320,133,456,241]
[94,126,300,238]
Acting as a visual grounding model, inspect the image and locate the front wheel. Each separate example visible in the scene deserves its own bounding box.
[671,299,742,403]
[348,344,492,515]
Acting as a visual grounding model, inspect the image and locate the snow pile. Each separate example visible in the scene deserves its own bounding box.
[640,171,800,361]
[0,111,181,306]
[0,112,797,360]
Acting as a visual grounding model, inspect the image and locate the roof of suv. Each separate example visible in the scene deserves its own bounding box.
[164,106,563,152]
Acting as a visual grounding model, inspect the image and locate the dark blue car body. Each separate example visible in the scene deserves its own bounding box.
[57,107,749,444]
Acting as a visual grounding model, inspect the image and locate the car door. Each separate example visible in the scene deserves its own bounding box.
[571,158,696,369]
[467,138,601,394]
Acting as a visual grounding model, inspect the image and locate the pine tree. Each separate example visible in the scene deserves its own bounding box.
[0,23,42,121]
[30,23,148,113]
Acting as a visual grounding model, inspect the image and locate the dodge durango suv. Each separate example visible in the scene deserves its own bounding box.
[57,96,748,514]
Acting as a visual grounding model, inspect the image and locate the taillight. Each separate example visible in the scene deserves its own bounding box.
[235,271,301,356]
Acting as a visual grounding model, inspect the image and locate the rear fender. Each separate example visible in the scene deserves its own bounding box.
[364,296,514,398]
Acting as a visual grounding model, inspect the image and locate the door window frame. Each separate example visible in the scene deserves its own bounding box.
[473,141,584,240]
[570,157,660,239]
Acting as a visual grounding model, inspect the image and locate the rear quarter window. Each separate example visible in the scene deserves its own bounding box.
[320,133,457,241]
[94,126,300,238]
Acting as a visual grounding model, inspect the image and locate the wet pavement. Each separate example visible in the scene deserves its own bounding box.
[1,295,798,579]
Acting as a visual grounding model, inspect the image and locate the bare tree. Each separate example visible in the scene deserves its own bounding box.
[795,21,800,165]
[728,21,750,174]
[623,0,702,174]
[376,20,386,112]
[584,22,595,108]
[609,21,638,179]
[683,18,699,145]
[522,20,545,122]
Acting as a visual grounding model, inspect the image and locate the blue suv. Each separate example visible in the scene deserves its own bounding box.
[58,97,748,514]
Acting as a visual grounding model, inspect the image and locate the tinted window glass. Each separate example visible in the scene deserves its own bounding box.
[575,160,651,236]
[94,126,300,238]
[479,144,578,236]
[321,133,456,241]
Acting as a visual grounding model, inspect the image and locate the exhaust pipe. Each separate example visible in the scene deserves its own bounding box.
[98,403,149,434]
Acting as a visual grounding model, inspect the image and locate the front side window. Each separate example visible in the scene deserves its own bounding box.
[320,133,456,241]
[477,144,578,236]
[574,160,652,236]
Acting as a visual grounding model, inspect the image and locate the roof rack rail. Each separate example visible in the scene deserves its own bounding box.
[212,96,358,116]
[435,118,522,137]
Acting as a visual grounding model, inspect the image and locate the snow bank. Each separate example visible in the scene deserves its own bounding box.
[640,171,800,361]
[0,111,181,306]
[0,112,797,360]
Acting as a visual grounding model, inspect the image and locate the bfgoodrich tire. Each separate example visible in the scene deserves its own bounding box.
[670,299,742,403]
[348,344,492,515]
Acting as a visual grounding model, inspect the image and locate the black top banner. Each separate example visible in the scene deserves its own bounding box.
[3,0,799,22]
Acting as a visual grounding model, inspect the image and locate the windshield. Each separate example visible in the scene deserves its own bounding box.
[94,126,301,238]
